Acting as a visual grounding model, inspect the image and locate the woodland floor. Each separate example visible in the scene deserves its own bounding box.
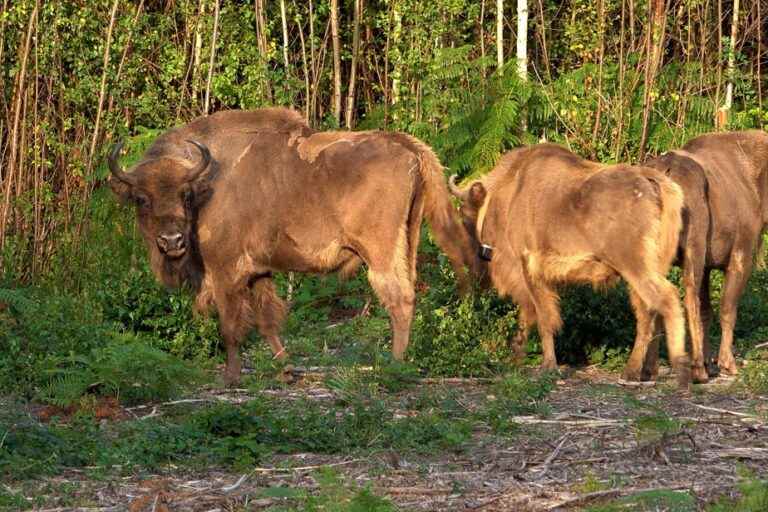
[13,363,768,512]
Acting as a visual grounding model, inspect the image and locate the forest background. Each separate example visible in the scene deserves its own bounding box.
[1,0,768,423]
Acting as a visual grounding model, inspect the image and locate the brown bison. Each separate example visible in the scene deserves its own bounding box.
[644,130,768,383]
[449,144,691,388]
[108,108,477,385]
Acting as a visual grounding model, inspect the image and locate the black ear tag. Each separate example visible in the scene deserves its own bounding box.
[479,244,493,261]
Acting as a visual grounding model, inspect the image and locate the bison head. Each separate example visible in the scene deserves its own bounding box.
[449,175,493,284]
[108,140,215,287]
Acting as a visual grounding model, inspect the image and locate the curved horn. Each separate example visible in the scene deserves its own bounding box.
[185,140,212,182]
[108,141,136,185]
[448,174,468,201]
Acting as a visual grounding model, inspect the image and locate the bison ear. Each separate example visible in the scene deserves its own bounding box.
[108,175,133,204]
[468,182,487,208]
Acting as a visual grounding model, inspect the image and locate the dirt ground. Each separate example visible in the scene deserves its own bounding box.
[25,366,768,512]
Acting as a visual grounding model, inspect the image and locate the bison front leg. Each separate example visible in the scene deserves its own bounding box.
[213,283,261,387]
[367,269,416,360]
[519,266,561,371]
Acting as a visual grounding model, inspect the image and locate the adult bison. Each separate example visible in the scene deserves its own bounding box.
[449,144,691,388]
[108,108,477,385]
[643,130,768,383]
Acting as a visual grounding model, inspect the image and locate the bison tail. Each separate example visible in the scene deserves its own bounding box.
[655,177,685,273]
[413,141,477,294]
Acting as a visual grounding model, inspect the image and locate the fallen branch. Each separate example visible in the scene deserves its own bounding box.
[380,486,452,495]
[689,403,758,419]
[511,416,624,427]
[536,433,570,480]
[251,458,362,473]
[703,447,768,460]
[547,484,692,510]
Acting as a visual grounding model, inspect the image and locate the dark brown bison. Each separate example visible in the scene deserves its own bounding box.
[108,108,477,385]
[644,130,768,383]
[449,144,691,388]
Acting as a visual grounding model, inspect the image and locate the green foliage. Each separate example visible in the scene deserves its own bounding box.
[586,489,696,512]
[39,340,207,407]
[479,370,556,432]
[740,349,768,395]
[264,467,397,512]
[708,469,768,512]
[0,286,206,405]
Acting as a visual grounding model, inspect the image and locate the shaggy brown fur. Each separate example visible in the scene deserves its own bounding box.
[450,144,691,388]
[644,130,768,383]
[109,108,477,385]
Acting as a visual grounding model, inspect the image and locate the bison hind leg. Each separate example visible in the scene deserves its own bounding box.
[251,276,289,361]
[367,269,415,361]
[626,274,690,389]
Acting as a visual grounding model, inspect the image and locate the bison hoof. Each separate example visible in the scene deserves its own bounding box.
[223,372,242,388]
[540,359,558,372]
[717,355,739,376]
[691,365,709,384]
[705,359,720,378]
[622,367,643,383]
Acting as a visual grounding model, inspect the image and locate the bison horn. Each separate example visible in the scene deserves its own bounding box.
[185,140,212,182]
[108,141,136,185]
[448,174,468,201]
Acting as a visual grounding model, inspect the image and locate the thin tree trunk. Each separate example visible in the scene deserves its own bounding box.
[718,0,740,127]
[614,0,627,160]
[87,0,119,173]
[203,0,220,115]
[536,0,551,80]
[280,0,290,72]
[255,0,272,103]
[516,0,527,80]
[296,1,310,119]
[591,0,605,153]
[0,3,38,251]
[330,0,342,124]
[638,0,668,157]
[193,0,205,107]
[757,0,763,117]
[479,0,486,78]
[715,0,723,122]
[497,0,504,70]
[308,0,316,122]
[345,0,363,128]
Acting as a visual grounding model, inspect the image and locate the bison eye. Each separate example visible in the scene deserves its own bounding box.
[182,189,194,207]
[133,194,150,209]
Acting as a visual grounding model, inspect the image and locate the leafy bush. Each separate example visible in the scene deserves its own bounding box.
[740,349,768,395]
[39,339,208,406]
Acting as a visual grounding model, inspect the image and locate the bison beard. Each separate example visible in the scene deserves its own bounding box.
[644,130,768,383]
[450,144,692,389]
[109,108,478,386]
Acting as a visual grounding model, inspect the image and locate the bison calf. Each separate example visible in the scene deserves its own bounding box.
[450,144,691,389]
[109,108,477,385]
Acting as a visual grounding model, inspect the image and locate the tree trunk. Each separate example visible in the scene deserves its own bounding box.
[255,0,273,103]
[330,0,342,125]
[497,0,504,70]
[203,0,220,115]
[638,0,668,157]
[718,0,740,128]
[345,0,363,128]
[280,0,290,72]
[87,0,120,173]
[516,0,527,80]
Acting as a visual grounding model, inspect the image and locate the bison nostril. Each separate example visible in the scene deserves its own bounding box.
[157,233,185,252]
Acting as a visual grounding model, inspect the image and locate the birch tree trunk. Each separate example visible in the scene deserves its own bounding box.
[203,0,220,115]
[516,0,527,80]
[718,0,740,127]
[345,0,363,128]
[330,0,342,124]
[497,0,504,70]
[280,0,290,72]
[255,0,272,102]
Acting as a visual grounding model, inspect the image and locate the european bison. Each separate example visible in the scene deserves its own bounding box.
[109,108,477,385]
[449,144,691,388]
[644,130,768,382]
